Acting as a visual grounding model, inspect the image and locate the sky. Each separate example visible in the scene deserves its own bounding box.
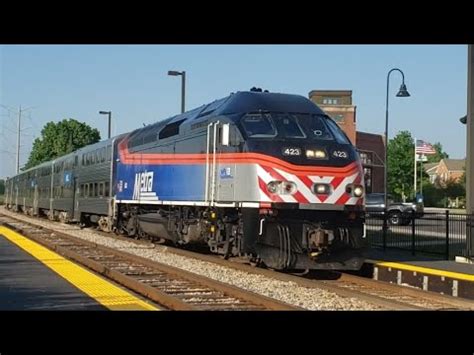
[0,45,468,179]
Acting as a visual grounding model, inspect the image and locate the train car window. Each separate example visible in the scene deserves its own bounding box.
[159,119,186,139]
[272,114,305,138]
[104,181,110,196]
[94,183,98,197]
[324,117,351,145]
[80,184,84,197]
[241,113,277,138]
[74,156,78,167]
[101,147,106,162]
[294,114,333,141]
[99,182,104,197]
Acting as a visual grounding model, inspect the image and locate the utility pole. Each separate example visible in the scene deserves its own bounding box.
[16,106,22,174]
[467,45,474,256]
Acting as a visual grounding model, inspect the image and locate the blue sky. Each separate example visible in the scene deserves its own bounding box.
[0,45,468,179]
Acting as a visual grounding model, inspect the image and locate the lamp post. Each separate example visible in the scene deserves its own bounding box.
[384,68,411,210]
[99,111,112,139]
[168,70,186,113]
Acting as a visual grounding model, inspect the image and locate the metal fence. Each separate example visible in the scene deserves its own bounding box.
[365,210,472,259]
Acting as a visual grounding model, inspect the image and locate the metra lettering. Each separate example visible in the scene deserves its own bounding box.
[133,171,154,199]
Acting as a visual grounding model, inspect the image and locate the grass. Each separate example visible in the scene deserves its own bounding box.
[0,195,4,205]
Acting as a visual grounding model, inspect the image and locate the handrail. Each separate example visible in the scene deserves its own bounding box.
[205,122,213,203]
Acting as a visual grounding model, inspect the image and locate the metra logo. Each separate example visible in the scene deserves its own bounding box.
[133,171,154,200]
[220,167,233,179]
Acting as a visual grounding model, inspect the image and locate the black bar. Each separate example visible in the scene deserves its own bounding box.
[382,208,387,251]
[411,209,415,256]
[445,210,450,260]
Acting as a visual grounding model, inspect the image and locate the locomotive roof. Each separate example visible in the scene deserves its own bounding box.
[129,90,327,138]
[171,90,326,121]
[218,91,326,116]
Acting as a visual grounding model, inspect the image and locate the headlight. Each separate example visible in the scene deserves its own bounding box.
[266,181,297,195]
[306,149,326,159]
[346,183,364,197]
[313,183,331,195]
[266,181,279,194]
[353,185,364,197]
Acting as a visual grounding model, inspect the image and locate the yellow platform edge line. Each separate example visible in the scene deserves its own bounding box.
[0,226,158,311]
[373,260,474,282]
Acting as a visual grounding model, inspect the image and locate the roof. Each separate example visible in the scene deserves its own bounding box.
[443,158,465,171]
[220,91,326,115]
[424,163,438,173]
[308,90,352,97]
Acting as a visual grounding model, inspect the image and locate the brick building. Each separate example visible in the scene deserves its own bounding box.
[425,159,466,185]
[309,90,386,193]
[308,90,357,145]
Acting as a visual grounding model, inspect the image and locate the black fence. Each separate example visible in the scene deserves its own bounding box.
[365,210,473,259]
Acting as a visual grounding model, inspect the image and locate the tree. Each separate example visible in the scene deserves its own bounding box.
[0,179,4,195]
[426,142,449,163]
[24,119,101,170]
[387,130,415,201]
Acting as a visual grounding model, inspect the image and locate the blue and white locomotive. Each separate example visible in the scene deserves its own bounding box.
[5,89,367,270]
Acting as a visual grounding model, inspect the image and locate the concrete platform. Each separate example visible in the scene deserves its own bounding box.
[364,248,474,300]
[366,248,474,276]
[0,228,158,311]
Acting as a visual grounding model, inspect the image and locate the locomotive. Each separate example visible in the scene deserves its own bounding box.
[4,89,367,270]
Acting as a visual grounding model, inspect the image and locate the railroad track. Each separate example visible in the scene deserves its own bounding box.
[2,208,474,310]
[0,214,298,311]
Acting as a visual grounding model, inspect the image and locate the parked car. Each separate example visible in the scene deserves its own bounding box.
[365,193,424,225]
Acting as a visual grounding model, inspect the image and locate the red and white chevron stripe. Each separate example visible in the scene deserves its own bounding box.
[257,164,364,206]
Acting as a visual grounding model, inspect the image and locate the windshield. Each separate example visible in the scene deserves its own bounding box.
[272,113,305,138]
[293,114,333,140]
[241,112,347,141]
[324,117,351,144]
[241,113,277,138]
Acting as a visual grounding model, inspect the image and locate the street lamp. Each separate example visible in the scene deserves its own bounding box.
[384,68,411,209]
[168,70,186,113]
[99,111,112,139]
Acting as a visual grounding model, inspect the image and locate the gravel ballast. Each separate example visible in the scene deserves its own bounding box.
[0,208,382,310]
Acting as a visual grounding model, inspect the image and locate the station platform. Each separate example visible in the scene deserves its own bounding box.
[364,248,474,300]
[0,226,158,311]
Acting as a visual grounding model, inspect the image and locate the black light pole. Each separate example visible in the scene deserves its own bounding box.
[384,68,411,210]
[99,111,112,139]
[168,70,186,113]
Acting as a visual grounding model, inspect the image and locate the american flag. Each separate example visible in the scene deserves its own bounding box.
[415,139,436,155]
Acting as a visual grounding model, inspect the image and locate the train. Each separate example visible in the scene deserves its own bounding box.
[4,88,367,270]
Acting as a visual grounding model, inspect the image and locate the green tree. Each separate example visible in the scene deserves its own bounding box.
[444,178,466,199]
[421,180,444,207]
[24,119,100,170]
[460,165,466,189]
[387,130,415,201]
[0,179,5,195]
[426,142,449,163]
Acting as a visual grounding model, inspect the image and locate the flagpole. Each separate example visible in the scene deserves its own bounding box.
[414,137,417,197]
[420,155,424,196]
